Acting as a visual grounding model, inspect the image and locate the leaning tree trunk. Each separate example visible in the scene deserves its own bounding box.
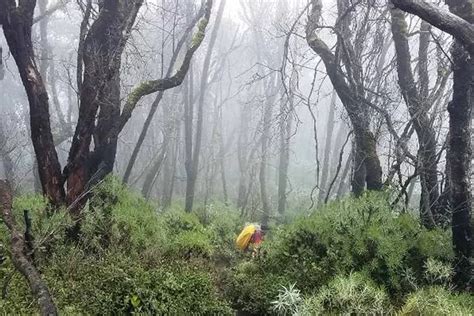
[337,150,353,198]
[141,97,178,199]
[142,141,169,199]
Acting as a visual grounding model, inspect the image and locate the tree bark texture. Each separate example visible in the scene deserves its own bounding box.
[1,1,65,206]
[446,0,474,289]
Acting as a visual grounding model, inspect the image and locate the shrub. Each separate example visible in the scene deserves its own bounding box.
[1,248,232,315]
[398,286,474,315]
[167,229,214,258]
[263,193,454,295]
[300,272,391,315]
[162,209,202,233]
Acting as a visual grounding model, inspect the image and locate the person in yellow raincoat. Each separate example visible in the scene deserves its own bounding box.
[236,223,266,257]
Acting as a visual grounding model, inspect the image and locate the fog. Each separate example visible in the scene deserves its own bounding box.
[0,0,465,220]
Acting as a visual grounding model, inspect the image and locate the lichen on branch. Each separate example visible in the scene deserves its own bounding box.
[120,0,213,129]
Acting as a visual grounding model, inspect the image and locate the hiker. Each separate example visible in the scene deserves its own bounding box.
[236,223,267,257]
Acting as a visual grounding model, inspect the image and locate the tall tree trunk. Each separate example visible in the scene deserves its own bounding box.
[237,102,250,209]
[184,0,225,212]
[391,9,440,227]
[0,46,4,80]
[217,105,229,204]
[162,124,181,209]
[318,91,336,203]
[0,124,15,185]
[277,95,293,216]
[445,0,473,289]
[65,2,128,212]
[447,41,473,289]
[259,89,275,226]
[306,0,383,196]
[184,68,195,212]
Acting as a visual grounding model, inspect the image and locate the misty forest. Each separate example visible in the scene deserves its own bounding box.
[0,0,473,314]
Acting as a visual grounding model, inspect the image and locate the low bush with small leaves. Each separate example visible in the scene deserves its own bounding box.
[262,192,454,295]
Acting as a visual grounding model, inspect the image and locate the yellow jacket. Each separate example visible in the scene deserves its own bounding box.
[235,224,257,250]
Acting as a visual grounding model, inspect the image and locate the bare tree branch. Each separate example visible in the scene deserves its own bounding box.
[391,0,474,55]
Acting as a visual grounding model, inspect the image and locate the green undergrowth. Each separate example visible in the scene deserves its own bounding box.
[0,178,471,315]
[0,177,240,314]
[223,192,471,315]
